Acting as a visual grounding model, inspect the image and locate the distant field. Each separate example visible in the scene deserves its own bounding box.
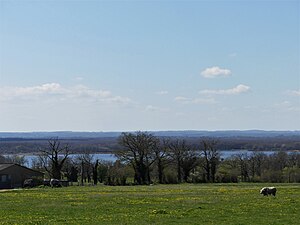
[0,183,299,224]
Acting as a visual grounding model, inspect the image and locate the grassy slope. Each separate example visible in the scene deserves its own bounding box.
[0,183,299,225]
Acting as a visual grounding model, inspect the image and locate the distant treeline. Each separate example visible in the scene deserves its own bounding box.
[11,132,299,185]
[0,135,300,154]
[0,137,120,154]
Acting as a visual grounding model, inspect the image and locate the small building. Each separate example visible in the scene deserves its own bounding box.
[0,163,44,189]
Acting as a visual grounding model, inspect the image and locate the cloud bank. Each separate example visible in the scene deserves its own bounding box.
[0,83,131,104]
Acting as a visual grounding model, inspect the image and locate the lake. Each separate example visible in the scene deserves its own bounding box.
[5,150,299,168]
[4,153,117,168]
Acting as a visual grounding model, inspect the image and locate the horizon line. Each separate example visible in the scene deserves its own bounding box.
[1,129,299,133]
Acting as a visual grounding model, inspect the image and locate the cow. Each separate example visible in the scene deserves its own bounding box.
[50,179,62,188]
[260,187,277,196]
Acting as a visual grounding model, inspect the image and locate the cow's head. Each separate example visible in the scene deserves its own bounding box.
[260,187,268,195]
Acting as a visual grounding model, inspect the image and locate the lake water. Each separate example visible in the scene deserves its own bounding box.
[5,150,299,168]
[4,153,117,168]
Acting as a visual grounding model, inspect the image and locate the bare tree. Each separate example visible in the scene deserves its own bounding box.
[116,131,159,185]
[63,158,78,182]
[31,157,44,171]
[200,139,220,182]
[105,160,130,186]
[40,138,70,179]
[6,155,28,166]
[249,152,266,180]
[169,139,197,183]
[234,153,250,182]
[92,159,99,185]
[181,148,198,182]
[169,139,183,183]
[77,151,94,184]
[154,138,171,184]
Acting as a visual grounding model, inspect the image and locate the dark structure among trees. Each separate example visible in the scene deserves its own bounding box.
[0,164,43,189]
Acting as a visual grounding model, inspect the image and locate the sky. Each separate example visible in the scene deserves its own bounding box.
[0,0,299,132]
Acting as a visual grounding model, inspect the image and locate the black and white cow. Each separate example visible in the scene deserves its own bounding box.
[260,187,277,196]
[50,179,62,188]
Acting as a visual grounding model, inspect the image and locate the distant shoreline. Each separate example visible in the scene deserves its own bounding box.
[1,130,300,139]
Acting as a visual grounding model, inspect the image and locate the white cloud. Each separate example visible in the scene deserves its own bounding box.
[199,84,250,95]
[145,105,158,111]
[0,83,64,101]
[273,101,300,112]
[228,53,237,57]
[175,112,185,117]
[156,90,168,95]
[145,105,169,112]
[174,96,189,102]
[155,90,169,95]
[75,77,84,81]
[70,85,112,99]
[201,66,232,78]
[23,83,62,94]
[174,96,216,104]
[191,98,216,104]
[287,89,300,96]
[0,83,132,104]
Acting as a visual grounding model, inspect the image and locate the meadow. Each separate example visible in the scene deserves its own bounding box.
[0,183,299,225]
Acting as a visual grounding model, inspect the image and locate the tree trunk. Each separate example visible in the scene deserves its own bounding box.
[52,164,61,179]
[177,158,182,183]
[157,159,164,184]
[81,160,84,186]
[93,160,99,185]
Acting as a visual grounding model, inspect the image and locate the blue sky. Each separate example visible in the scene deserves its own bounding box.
[0,0,299,132]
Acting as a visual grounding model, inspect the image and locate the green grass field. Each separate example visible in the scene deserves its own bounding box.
[0,183,299,224]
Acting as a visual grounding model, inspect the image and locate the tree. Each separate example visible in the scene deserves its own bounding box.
[216,161,239,183]
[169,139,183,183]
[200,139,220,182]
[154,139,171,184]
[63,158,78,182]
[181,148,198,182]
[248,152,267,181]
[77,151,94,184]
[92,160,99,185]
[40,138,70,179]
[97,161,109,183]
[69,165,79,182]
[84,152,93,183]
[6,155,28,166]
[233,153,250,182]
[169,139,197,183]
[105,160,130,186]
[272,151,288,171]
[116,132,159,185]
